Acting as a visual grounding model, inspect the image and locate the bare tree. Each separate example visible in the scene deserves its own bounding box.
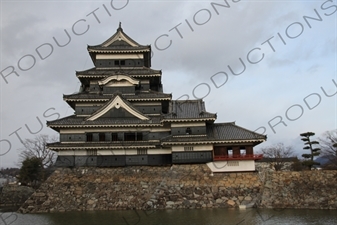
[259,143,295,171]
[18,134,57,168]
[319,129,337,167]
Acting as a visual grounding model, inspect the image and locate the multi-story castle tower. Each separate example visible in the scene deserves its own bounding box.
[47,24,266,172]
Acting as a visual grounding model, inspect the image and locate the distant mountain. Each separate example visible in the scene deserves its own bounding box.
[314,155,331,166]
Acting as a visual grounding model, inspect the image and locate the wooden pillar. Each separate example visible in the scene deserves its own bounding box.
[221,146,227,156]
[246,146,253,155]
[233,146,240,157]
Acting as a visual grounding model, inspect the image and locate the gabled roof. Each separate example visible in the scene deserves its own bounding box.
[161,122,266,145]
[162,100,217,122]
[87,23,150,53]
[86,93,149,121]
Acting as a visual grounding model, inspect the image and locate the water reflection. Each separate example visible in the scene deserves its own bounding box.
[1,208,337,225]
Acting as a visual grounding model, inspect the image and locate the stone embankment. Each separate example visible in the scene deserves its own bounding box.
[0,185,34,210]
[19,165,261,213]
[18,165,337,213]
[259,170,337,209]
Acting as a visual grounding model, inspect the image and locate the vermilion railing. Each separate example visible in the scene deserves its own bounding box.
[213,154,263,161]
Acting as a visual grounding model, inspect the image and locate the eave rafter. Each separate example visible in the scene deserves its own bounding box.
[49,145,158,151]
[161,139,266,146]
[76,74,162,78]
[48,123,162,129]
[161,118,216,123]
[64,98,172,102]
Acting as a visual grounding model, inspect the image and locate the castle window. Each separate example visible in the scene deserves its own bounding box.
[114,60,120,65]
[184,146,193,151]
[124,133,136,141]
[99,133,105,141]
[111,133,118,142]
[120,60,125,65]
[137,149,147,155]
[228,161,239,167]
[86,133,93,142]
[87,150,97,156]
[137,133,143,141]
[186,127,192,135]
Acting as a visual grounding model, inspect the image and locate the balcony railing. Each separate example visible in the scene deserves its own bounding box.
[213,154,263,161]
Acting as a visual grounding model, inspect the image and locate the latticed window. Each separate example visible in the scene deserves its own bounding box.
[137,133,143,141]
[86,133,93,142]
[111,133,118,142]
[186,127,192,135]
[124,133,136,141]
[228,161,239,167]
[87,150,97,156]
[137,149,147,155]
[99,133,105,141]
[184,146,194,151]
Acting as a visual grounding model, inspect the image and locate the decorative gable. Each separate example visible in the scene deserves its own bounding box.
[86,95,149,121]
[102,30,139,47]
[98,75,139,87]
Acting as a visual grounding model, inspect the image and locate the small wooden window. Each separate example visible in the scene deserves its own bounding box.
[184,146,193,151]
[137,133,143,141]
[111,133,118,142]
[87,150,97,156]
[86,133,93,142]
[228,161,239,167]
[137,149,147,155]
[99,133,105,141]
[124,133,136,141]
[186,127,192,135]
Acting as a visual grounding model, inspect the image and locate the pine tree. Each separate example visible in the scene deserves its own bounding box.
[300,132,321,169]
[19,157,44,188]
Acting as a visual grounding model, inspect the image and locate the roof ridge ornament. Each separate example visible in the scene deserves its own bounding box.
[118,22,123,31]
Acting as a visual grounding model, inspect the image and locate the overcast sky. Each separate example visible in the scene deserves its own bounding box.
[0,0,336,168]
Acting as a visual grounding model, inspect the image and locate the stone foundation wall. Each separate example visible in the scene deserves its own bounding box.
[259,170,337,209]
[18,165,337,213]
[19,165,261,213]
[0,185,34,209]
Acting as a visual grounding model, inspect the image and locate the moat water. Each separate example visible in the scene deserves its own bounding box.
[1,208,337,225]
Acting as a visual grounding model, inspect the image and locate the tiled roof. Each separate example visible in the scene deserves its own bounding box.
[162,100,216,121]
[87,25,151,53]
[63,91,172,101]
[207,123,266,140]
[48,141,160,150]
[161,122,266,144]
[88,46,150,52]
[47,115,162,127]
[76,67,161,77]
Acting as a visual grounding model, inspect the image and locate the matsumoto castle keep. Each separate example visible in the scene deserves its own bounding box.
[47,24,267,172]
